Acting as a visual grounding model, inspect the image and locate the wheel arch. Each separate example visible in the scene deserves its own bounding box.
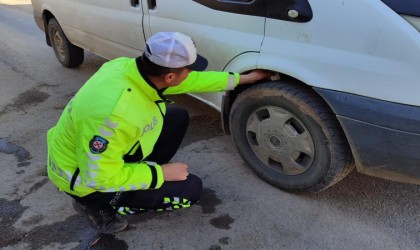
[222,53,330,134]
[42,9,55,46]
[222,73,327,134]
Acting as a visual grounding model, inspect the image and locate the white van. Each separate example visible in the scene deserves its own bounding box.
[32,0,420,193]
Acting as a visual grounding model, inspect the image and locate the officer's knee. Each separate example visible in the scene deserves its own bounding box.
[178,107,190,129]
[186,174,202,204]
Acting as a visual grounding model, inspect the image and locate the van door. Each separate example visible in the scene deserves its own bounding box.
[141,0,265,109]
[66,0,146,59]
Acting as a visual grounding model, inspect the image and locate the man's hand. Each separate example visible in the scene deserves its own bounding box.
[161,162,189,181]
[239,69,274,85]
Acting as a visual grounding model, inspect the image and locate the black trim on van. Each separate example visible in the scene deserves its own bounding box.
[315,88,420,183]
[193,0,313,23]
[315,88,420,134]
[267,0,312,22]
[381,0,420,17]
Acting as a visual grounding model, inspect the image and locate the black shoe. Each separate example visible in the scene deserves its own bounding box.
[72,199,128,234]
[93,211,128,234]
[72,199,88,216]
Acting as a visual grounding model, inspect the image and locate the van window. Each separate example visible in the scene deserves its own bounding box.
[193,0,265,16]
[381,0,420,17]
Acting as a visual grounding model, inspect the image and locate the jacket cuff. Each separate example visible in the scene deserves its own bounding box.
[154,164,165,189]
[234,73,240,85]
[226,72,240,90]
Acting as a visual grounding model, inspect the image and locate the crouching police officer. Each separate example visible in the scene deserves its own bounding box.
[47,32,272,234]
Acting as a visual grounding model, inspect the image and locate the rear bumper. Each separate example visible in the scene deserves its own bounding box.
[315,88,420,185]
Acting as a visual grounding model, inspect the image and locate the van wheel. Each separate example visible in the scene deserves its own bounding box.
[229,81,354,193]
[48,18,84,68]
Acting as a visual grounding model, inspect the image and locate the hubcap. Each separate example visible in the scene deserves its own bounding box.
[52,29,66,60]
[246,106,315,175]
[269,136,282,148]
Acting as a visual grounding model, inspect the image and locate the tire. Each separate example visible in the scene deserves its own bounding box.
[229,81,354,193]
[48,18,84,68]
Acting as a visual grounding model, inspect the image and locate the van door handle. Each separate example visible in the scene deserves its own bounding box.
[148,0,156,9]
[130,0,139,7]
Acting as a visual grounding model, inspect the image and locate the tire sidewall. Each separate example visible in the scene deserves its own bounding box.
[48,19,70,66]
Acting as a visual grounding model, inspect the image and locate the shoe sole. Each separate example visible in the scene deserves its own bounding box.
[89,236,102,247]
[98,220,129,234]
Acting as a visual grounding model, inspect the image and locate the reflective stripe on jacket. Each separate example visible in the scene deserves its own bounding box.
[47,57,239,197]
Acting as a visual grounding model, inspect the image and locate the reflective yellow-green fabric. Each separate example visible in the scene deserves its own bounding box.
[163,71,239,94]
[47,57,239,197]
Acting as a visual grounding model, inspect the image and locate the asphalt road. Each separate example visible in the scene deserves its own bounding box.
[0,2,419,250]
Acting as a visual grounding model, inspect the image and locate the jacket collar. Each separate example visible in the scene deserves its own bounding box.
[133,57,172,103]
[123,58,169,103]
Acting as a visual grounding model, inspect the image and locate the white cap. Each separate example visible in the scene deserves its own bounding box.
[144,32,208,71]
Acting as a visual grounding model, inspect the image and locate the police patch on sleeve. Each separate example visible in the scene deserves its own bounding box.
[89,136,109,154]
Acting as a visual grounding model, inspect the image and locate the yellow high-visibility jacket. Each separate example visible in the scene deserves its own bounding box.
[47,57,239,197]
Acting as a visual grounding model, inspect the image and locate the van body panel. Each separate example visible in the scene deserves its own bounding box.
[37,0,146,59]
[33,9,44,31]
[259,0,420,106]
